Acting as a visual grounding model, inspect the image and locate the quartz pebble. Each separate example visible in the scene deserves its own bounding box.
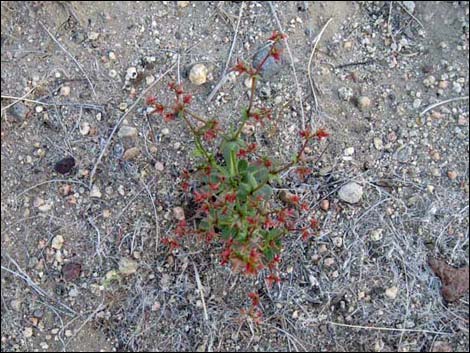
[189,64,208,85]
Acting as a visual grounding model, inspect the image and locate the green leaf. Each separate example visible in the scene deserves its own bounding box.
[221,226,236,240]
[246,172,258,190]
[254,184,273,199]
[253,167,269,184]
[263,247,275,262]
[237,183,251,199]
[241,108,249,121]
[221,141,241,176]
[238,159,248,172]
[268,173,282,184]
[235,230,248,242]
[192,145,205,158]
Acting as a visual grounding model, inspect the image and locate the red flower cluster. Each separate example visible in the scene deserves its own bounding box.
[145,82,193,121]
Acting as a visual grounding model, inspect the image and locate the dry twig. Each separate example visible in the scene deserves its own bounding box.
[193,262,209,321]
[328,321,450,335]
[419,96,469,116]
[307,18,333,113]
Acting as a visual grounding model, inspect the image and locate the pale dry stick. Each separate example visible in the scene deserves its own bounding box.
[192,262,209,321]
[0,95,104,112]
[419,96,469,117]
[1,87,36,112]
[177,53,181,84]
[327,321,450,335]
[396,1,425,30]
[206,1,245,102]
[88,217,103,266]
[268,1,305,130]
[40,22,97,97]
[307,18,333,113]
[141,178,160,252]
[88,63,176,188]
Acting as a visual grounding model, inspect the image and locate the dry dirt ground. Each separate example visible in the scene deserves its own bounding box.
[1,1,469,352]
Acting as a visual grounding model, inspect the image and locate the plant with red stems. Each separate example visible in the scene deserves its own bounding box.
[145,31,329,319]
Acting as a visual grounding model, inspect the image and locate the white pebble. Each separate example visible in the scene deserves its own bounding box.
[189,64,208,85]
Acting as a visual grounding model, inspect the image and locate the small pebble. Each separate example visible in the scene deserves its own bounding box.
[344,147,355,156]
[385,286,399,300]
[423,76,436,87]
[24,327,33,338]
[35,105,44,113]
[338,182,363,204]
[79,122,90,136]
[155,161,165,171]
[161,128,170,136]
[146,75,155,85]
[332,237,343,248]
[242,123,255,136]
[88,32,99,41]
[373,137,383,150]
[60,86,71,96]
[370,228,383,241]
[119,258,138,275]
[123,147,140,161]
[177,1,190,7]
[457,115,467,126]
[447,170,458,180]
[320,199,330,211]
[324,257,335,267]
[118,126,138,138]
[244,77,253,89]
[90,185,102,198]
[173,207,185,221]
[189,64,208,85]
[431,151,441,161]
[126,67,138,80]
[438,80,449,89]
[40,342,49,350]
[119,102,128,111]
[51,235,64,250]
[452,82,462,94]
[356,96,371,110]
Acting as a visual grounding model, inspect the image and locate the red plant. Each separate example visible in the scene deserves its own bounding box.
[145,30,330,322]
